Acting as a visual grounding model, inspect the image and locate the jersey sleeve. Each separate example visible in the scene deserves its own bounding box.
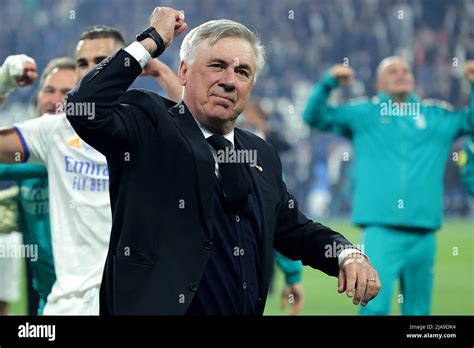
[13,114,58,164]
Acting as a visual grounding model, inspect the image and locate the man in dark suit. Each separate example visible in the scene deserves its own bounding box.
[65,6,381,315]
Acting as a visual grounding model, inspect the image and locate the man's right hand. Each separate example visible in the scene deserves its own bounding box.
[330,64,355,85]
[148,7,187,48]
[15,59,37,87]
[0,54,37,106]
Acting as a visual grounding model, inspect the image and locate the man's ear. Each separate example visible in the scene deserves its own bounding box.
[178,61,187,86]
[375,78,381,91]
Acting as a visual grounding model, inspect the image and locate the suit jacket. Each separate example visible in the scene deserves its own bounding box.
[66,49,354,315]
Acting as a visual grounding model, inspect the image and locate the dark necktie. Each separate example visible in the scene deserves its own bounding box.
[207,134,250,210]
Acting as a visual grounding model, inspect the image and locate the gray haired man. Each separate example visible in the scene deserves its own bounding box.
[66,7,380,315]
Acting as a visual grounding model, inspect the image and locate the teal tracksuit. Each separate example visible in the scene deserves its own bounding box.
[460,137,474,196]
[303,72,474,315]
[275,251,302,285]
[0,164,55,315]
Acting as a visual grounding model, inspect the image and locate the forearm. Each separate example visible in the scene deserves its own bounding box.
[461,139,474,196]
[65,49,142,153]
[452,83,474,136]
[154,66,182,103]
[66,50,142,117]
[469,84,474,133]
[302,72,338,129]
[0,129,24,164]
[274,192,350,276]
[275,251,302,285]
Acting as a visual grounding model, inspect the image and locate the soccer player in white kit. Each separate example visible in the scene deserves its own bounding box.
[0,26,125,315]
[0,53,37,315]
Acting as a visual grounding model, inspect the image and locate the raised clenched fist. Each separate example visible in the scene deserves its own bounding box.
[149,7,187,47]
[330,64,355,85]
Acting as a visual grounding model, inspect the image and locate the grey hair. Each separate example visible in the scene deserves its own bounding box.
[376,56,411,78]
[39,57,76,90]
[179,19,265,83]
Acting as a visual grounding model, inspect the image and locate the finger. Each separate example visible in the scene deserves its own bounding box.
[16,76,31,86]
[171,9,184,20]
[176,15,185,27]
[175,22,187,37]
[27,70,37,81]
[371,272,382,300]
[291,298,303,315]
[23,61,36,71]
[361,276,375,306]
[353,269,367,305]
[337,269,345,293]
[344,266,357,298]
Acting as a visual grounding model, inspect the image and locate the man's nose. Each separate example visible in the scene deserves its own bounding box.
[219,68,236,91]
[52,92,65,105]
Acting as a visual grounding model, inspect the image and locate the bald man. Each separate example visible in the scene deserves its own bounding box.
[303,57,474,315]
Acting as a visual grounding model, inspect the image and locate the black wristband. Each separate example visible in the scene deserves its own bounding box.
[136,27,166,58]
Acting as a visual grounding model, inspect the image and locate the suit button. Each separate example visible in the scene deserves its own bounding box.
[242,281,247,289]
[204,241,214,250]
[190,282,198,291]
[235,215,240,222]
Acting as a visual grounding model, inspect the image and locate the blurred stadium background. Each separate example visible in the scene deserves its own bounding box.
[1,0,472,314]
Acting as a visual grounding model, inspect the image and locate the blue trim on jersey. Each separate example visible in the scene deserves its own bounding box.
[13,126,30,162]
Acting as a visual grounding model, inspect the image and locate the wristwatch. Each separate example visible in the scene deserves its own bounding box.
[136,27,166,58]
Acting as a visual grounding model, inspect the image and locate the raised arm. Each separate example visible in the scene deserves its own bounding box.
[0,54,37,163]
[0,129,26,164]
[460,137,474,196]
[142,58,183,102]
[452,61,474,136]
[65,7,186,157]
[0,54,37,107]
[303,65,359,138]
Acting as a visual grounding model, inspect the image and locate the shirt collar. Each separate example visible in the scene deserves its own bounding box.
[376,91,420,104]
[186,104,235,146]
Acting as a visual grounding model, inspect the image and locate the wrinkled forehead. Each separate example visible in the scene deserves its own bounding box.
[199,37,256,66]
[40,67,76,90]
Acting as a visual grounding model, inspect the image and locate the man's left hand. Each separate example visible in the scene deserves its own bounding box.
[280,283,304,315]
[338,253,381,306]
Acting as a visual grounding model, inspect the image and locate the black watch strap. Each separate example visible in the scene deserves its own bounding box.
[136,27,166,58]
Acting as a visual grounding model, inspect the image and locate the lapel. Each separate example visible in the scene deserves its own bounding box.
[168,102,216,238]
[234,129,276,297]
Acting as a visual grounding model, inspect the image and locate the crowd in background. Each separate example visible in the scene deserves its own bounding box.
[1,0,473,217]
